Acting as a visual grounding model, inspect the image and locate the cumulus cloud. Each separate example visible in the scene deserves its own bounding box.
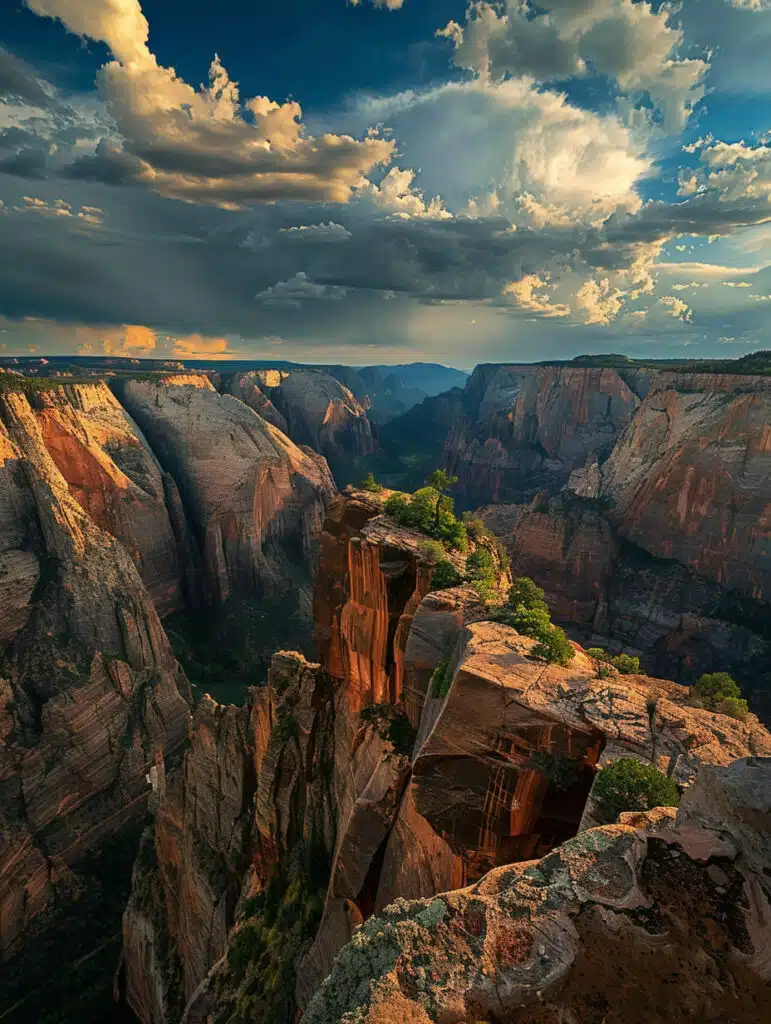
[361,166,451,219]
[277,222,352,242]
[13,194,103,225]
[170,333,231,359]
[679,136,771,201]
[348,79,649,228]
[502,274,570,317]
[23,0,394,207]
[576,278,626,324]
[256,272,349,308]
[440,0,709,131]
[660,294,694,321]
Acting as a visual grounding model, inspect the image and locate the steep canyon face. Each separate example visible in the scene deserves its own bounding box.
[451,367,771,721]
[120,491,771,1024]
[0,389,191,968]
[0,372,340,1018]
[225,368,374,483]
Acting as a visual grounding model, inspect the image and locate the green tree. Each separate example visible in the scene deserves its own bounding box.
[690,672,749,720]
[531,626,575,667]
[592,757,679,825]
[465,546,497,601]
[361,472,382,493]
[425,469,459,530]
[429,559,463,591]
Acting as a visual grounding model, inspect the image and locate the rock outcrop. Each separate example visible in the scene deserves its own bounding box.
[115,375,335,606]
[120,491,771,1024]
[0,389,191,961]
[227,368,375,479]
[303,757,771,1024]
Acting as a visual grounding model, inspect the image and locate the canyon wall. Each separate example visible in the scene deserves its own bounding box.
[472,369,771,721]
[444,364,640,505]
[0,389,191,962]
[116,375,335,606]
[226,368,374,481]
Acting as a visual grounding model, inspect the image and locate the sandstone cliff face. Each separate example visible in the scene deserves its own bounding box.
[478,373,771,721]
[445,365,640,505]
[26,381,185,614]
[598,374,771,603]
[116,375,335,605]
[303,757,771,1024]
[227,368,375,479]
[122,650,337,1024]
[0,389,191,961]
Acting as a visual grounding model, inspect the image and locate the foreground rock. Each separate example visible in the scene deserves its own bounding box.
[303,757,771,1024]
[0,389,191,961]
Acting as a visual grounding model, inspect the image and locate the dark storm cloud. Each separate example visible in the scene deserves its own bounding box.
[0,47,59,110]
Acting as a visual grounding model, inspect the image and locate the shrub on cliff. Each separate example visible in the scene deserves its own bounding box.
[429,559,464,591]
[360,702,417,755]
[465,546,498,601]
[592,757,679,824]
[689,672,749,720]
[384,486,468,551]
[586,647,641,675]
[494,577,575,666]
[360,472,383,493]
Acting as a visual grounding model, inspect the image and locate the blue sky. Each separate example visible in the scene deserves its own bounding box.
[1,0,771,367]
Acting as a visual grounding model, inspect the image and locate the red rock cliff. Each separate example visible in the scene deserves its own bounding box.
[0,390,191,961]
[26,381,186,614]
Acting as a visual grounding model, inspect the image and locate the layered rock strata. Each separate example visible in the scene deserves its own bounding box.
[115,375,335,606]
[0,389,191,961]
[226,368,375,478]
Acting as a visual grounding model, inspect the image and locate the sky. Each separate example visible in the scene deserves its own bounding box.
[1,0,771,368]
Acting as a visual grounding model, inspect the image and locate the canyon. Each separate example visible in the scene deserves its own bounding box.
[118,489,770,1023]
[1,358,771,1023]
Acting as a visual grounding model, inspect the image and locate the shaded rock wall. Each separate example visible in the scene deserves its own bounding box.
[444,364,640,505]
[227,368,375,480]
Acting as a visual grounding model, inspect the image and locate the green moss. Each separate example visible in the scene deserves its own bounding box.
[429,659,452,699]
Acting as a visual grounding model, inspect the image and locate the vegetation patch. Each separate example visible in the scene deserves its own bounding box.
[528,750,581,791]
[585,648,642,675]
[218,838,330,1024]
[493,577,575,667]
[592,757,679,825]
[429,659,453,700]
[687,672,749,721]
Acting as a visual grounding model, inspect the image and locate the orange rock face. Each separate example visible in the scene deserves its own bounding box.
[26,381,185,613]
[0,390,191,961]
